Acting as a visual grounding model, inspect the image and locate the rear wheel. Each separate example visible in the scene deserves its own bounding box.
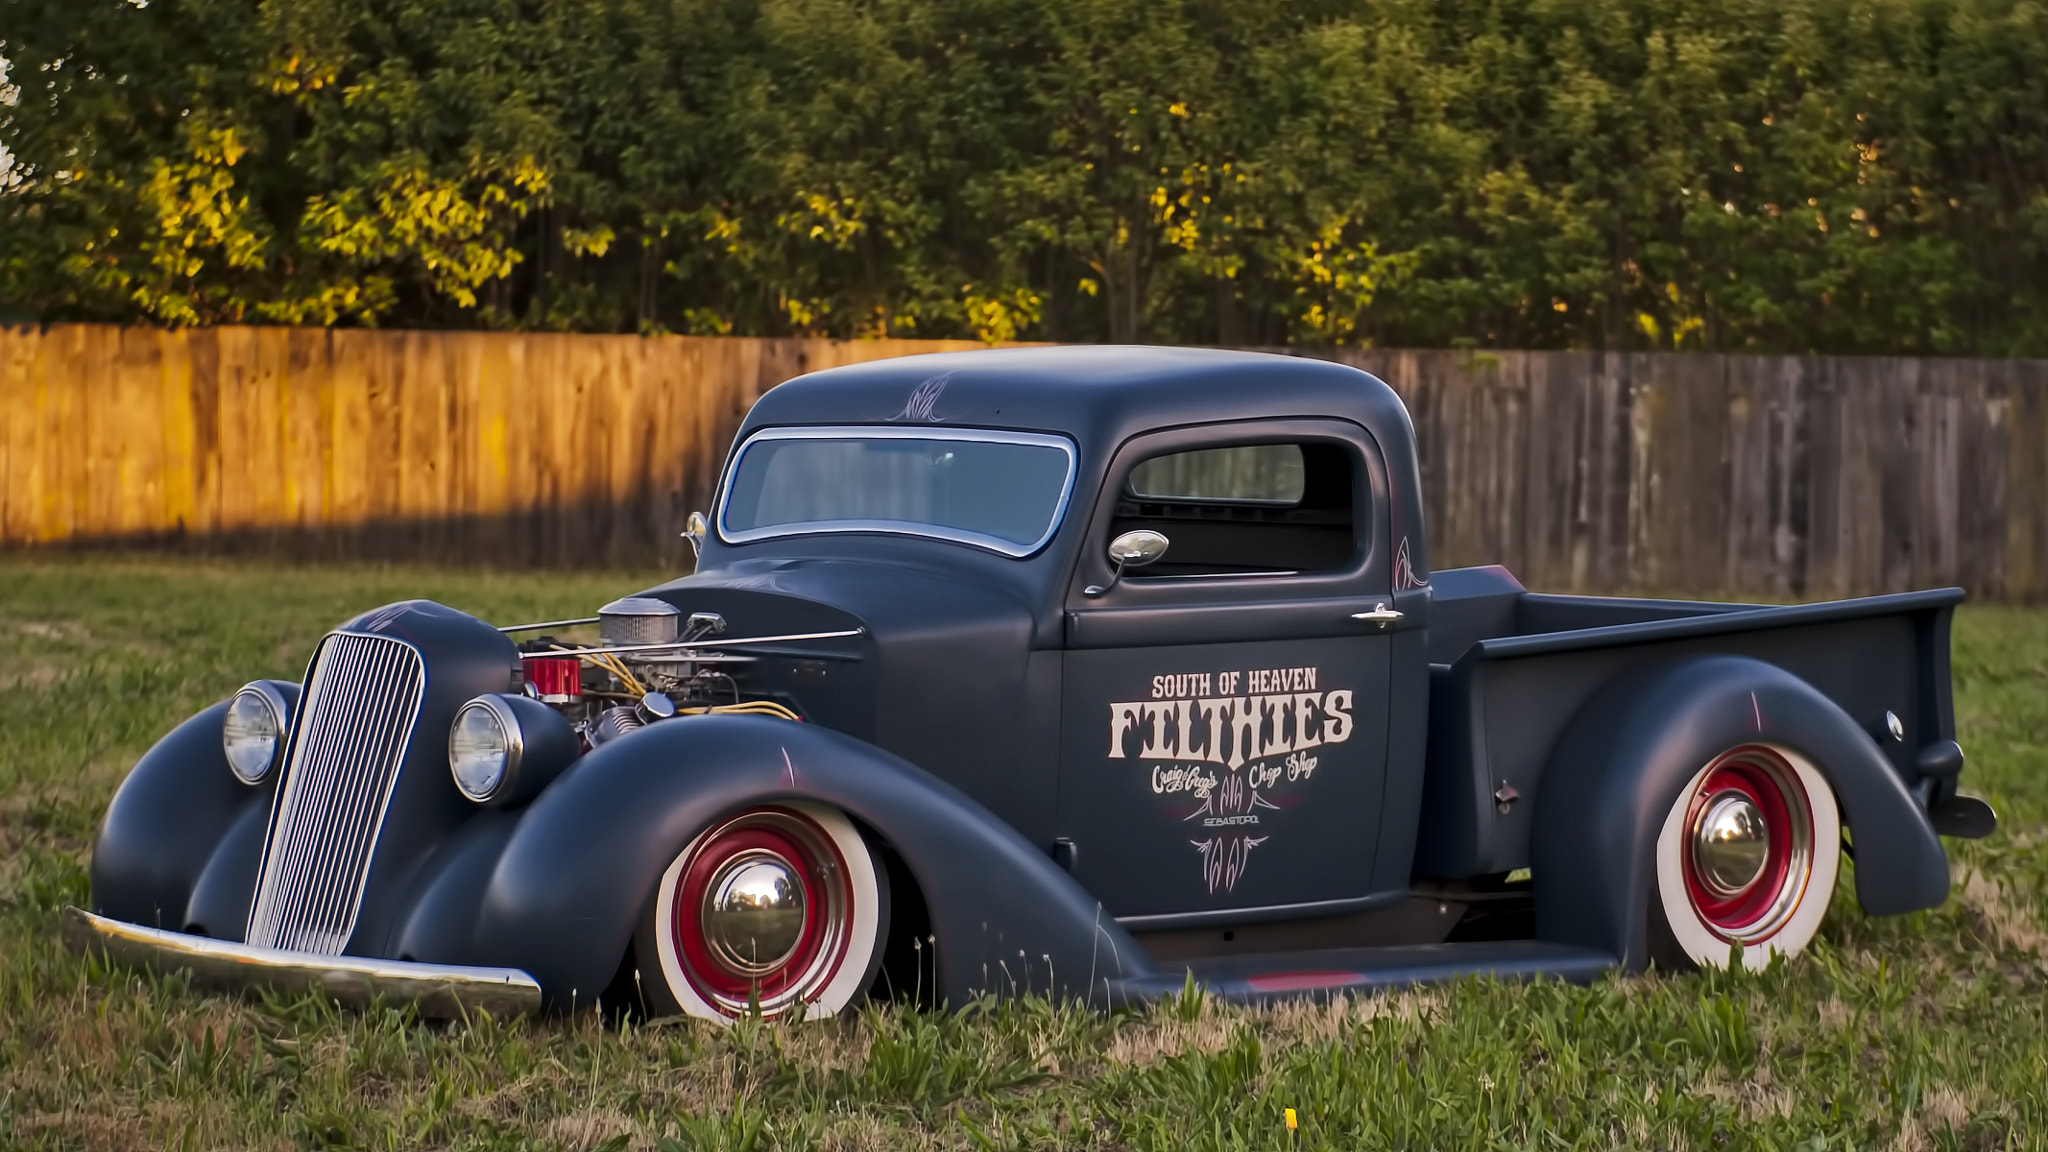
[1649,744,1841,971]
[636,803,887,1021]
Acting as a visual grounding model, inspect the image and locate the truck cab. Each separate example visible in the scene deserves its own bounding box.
[676,347,1433,927]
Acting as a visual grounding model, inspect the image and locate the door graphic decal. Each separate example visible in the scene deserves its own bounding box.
[1107,667,1354,892]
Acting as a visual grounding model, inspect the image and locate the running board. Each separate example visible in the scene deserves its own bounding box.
[1110,940,1616,1004]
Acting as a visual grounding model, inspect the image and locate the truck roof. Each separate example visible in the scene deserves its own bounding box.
[709,345,1432,639]
[743,345,1415,453]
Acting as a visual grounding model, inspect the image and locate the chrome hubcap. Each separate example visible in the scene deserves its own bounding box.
[701,852,806,976]
[1691,791,1770,897]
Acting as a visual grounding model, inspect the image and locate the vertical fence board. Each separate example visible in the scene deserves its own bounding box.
[1511,351,1551,584]
[42,325,67,541]
[0,329,25,541]
[156,330,194,540]
[1804,357,1845,599]
[1724,356,1768,594]
[329,331,371,556]
[2011,364,2048,600]
[1666,352,1726,593]
[1958,359,2007,598]
[61,325,100,544]
[115,327,161,537]
[282,329,321,537]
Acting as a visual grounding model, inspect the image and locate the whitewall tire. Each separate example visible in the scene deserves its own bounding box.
[636,802,886,1022]
[1650,743,1841,972]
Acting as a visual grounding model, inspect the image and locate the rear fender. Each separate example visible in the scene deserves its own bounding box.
[471,715,1152,1012]
[1531,655,1949,970]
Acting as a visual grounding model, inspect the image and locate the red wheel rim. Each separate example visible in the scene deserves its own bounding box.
[668,808,854,1017]
[1680,747,1816,944]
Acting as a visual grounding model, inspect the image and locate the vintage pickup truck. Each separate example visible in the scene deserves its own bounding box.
[73,346,1995,1022]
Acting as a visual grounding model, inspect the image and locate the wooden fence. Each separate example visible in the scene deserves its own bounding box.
[3,325,2046,598]
[0,326,999,569]
[1314,348,2048,601]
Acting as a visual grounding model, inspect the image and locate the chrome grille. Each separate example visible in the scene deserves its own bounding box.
[246,632,425,954]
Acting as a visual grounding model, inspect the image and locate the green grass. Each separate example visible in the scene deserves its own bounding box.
[1,554,2043,1151]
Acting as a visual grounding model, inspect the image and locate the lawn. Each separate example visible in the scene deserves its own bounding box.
[1,555,2043,1151]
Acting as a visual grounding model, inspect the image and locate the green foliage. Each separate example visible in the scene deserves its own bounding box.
[0,556,2045,1147]
[3,0,2045,351]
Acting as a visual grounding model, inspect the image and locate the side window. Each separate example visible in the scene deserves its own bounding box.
[1113,442,1358,577]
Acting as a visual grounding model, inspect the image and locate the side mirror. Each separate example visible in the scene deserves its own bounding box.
[1085,529,1169,597]
[682,511,708,561]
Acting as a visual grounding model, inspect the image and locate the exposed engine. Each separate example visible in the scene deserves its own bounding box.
[514,597,803,748]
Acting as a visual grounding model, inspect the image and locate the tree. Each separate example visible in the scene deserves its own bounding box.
[3,0,2043,353]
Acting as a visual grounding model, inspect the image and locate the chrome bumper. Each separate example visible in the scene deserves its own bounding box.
[63,907,543,1018]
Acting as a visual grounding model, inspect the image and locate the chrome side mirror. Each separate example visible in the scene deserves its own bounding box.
[682,511,708,561]
[1085,529,1169,597]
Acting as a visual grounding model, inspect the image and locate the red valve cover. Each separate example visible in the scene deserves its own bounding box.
[524,655,582,703]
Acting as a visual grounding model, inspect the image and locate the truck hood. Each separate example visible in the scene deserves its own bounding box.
[630,557,1053,837]
[639,555,1036,651]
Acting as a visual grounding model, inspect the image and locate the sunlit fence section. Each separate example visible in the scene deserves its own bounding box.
[0,325,996,568]
[3,325,2046,598]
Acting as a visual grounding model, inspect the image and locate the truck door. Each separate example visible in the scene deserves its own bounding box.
[1057,420,1397,921]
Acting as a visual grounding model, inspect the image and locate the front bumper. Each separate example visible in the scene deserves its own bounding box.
[62,907,542,1018]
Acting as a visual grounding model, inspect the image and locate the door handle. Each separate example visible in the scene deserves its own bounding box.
[1350,604,1404,628]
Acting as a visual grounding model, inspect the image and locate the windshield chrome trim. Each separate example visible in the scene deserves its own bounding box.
[715,425,1079,558]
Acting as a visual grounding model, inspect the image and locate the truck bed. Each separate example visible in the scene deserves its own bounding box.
[1413,566,1961,879]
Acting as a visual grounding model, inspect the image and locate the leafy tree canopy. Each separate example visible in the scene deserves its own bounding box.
[2,0,2044,353]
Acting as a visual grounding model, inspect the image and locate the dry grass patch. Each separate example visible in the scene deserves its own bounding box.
[541,1107,647,1151]
[1694,1071,1793,1121]
[820,1112,952,1152]
[1102,1003,1241,1066]
[1925,1084,1980,1131]
[1956,866,2048,964]
[1257,985,1442,1046]
[759,1012,878,1081]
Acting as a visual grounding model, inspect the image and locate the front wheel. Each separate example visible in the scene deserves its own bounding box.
[636,803,888,1021]
[1650,744,1841,971]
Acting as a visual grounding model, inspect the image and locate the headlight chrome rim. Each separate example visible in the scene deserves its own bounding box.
[449,695,524,803]
[223,681,291,785]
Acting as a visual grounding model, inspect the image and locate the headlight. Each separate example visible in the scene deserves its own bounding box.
[448,693,583,806]
[223,681,292,785]
[450,696,521,802]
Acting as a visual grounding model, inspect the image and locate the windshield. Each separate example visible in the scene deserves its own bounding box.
[717,427,1077,556]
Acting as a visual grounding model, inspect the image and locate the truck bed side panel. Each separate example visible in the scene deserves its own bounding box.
[1416,592,1956,878]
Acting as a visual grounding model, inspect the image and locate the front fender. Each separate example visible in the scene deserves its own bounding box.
[91,702,273,933]
[1531,655,1950,971]
[472,716,1153,1012]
